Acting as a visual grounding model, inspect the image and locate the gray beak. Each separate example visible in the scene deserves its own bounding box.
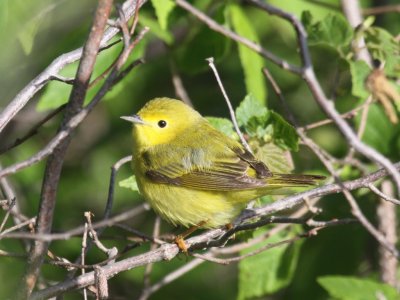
[120,114,146,125]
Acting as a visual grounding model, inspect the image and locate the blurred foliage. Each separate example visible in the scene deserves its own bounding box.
[0,0,400,299]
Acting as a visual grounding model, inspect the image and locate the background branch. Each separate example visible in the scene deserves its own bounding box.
[17,1,114,298]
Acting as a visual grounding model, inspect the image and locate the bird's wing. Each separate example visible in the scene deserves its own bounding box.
[141,144,272,191]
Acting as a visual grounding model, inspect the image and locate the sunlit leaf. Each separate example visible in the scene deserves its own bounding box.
[229,4,267,103]
[206,117,238,140]
[119,175,140,193]
[303,11,353,56]
[238,227,302,299]
[236,94,298,151]
[318,276,398,300]
[150,0,175,31]
[349,60,371,99]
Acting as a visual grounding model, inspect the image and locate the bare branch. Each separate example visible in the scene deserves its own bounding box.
[1,204,148,241]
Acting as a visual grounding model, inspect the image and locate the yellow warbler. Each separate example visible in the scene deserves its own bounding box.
[122,98,323,229]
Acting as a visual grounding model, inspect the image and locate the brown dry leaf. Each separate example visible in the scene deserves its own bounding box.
[366,68,400,123]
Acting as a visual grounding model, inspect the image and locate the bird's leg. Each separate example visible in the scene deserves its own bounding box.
[224,223,236,240]
[174,220,207,253]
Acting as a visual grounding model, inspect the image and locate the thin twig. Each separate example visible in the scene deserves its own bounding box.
[85,212,118,261]
[170,59,193,106]
[363,4,400,15]
[1,204,148,241]
[115,223,165,245]
[206,57,252,153]
[81,222,88,300]
[0,198,15,233]
[139,258,204,299]
[0,217,36,236]
[0,104,66,155]
[367,183,400,205]
[301,100,370,131]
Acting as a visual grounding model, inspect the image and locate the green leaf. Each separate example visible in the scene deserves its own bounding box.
[119,175,140,193]
[139,13,174,45]
[349,60,372,99]
[252,141,293,174]
[236,94,268,127]
[229,4,267,104]
[318,276,399,300]
[18,16,43,54]
[303,12,353,55]
[270,111,298,151]
[150,0,175,31]
[236,94,298,151]
[238,227,302,299]
[206,117,238,140]
[16,0,54,55]
[355,103,396,156]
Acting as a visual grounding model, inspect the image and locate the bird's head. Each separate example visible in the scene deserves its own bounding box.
[121,98,202,148]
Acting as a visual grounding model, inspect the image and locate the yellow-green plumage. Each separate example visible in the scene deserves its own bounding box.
[123,98,322,228]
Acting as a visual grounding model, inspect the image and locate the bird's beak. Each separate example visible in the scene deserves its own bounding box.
[120,114,146,125]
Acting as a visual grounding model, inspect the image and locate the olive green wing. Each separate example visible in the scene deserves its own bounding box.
[142,144,272,191]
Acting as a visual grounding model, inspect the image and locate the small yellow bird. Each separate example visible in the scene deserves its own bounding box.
[122,98,323,229]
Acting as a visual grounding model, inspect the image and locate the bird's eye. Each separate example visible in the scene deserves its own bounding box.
[158,120,167,128]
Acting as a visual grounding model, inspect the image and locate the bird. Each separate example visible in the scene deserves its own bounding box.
[121,97,323,235]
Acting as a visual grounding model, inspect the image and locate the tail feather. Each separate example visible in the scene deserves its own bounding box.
[266,173,325,187]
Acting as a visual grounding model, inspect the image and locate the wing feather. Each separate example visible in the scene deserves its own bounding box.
[142,143,271,191]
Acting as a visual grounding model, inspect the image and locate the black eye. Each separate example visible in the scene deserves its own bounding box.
[158,120,167,128]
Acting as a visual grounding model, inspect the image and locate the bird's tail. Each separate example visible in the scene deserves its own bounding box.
[260,173,325,195]
[266,173,325,187]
